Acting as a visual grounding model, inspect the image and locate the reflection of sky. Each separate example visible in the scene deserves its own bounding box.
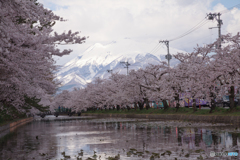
[202,130,213,147]
[225,132,233,148]
[1,116,240,159]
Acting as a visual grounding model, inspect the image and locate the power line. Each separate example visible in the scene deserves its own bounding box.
[149,43,163,55]
[148,3,238,56]
[169,2,240,42]
[149,43,160,53]
[151,43,164,55]
[169,18,209,42]
[179,32,216,47]
[157,3,240,44]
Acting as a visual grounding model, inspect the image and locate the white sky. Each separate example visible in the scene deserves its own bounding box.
[38,0,240,65]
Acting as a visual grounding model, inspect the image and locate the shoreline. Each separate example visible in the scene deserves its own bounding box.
[82,113,240,125]
[0,117,34,139]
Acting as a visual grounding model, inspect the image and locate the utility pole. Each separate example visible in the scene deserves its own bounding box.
[207,13,223,49]
[107,69,113,73]
[159,40,172,67]
[120,60,130,75]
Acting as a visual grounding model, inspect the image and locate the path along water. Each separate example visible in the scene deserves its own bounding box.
[0,115,240,159]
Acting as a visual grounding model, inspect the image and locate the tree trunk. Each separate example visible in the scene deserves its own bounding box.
[209,98,216,113]
[117,105,120,110]
[176,103,180,112]
[192,99,197,112]
[162,100,169,110]
[127,105,130,111]
[232,133,238,147]
[138,101,144,110]
[174,93,180,112]
[229,86,235,110]
[145,99,150,110]
[134,102,138,110]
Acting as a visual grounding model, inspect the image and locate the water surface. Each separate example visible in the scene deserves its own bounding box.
[0,115,240,160]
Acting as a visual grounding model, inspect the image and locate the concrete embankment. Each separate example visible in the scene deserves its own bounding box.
[0,117,34,138]
[82,113,240,124]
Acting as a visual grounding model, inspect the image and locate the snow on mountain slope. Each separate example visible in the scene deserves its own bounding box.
[58,72,86,85]
[57,38,184,91]
[57,72,86,91]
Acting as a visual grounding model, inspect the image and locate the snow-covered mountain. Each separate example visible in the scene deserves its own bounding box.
[56,38,184,91]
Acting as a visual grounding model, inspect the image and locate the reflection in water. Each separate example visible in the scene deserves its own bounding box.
[0,116,240,159]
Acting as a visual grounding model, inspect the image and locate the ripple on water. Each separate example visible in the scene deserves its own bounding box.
[0,117,239,159]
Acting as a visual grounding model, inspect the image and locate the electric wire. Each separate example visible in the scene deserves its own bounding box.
[149,43,162,55]
[169,18,210,42]
[125,3,240,72]
[148,2,240,67]
[158,3,240,43]
[173,2,240,42]
[149,43,160,53]
[180,32,217,47]
[151,43,164,55]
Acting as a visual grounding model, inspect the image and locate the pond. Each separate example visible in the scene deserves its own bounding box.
[0,115,240,160]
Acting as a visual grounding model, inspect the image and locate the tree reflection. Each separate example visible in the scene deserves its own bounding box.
[1,118,240,159]
[194,128,201,147]
[231,133,239,147]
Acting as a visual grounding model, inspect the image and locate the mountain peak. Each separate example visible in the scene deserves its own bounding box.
[57,39,184,91]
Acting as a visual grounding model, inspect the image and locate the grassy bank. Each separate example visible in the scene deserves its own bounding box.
[0,118,29,127]
[0,104,26,126]
[85,107,240,116]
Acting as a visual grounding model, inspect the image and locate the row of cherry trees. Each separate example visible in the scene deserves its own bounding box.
[0,0,86,114]
[53,33,240,113]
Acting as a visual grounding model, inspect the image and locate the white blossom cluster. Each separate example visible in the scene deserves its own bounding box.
[0,0,86,113]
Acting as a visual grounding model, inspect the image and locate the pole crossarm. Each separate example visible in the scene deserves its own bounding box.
[107,69,113,73]
[120,61,131,75]
[207,12,223,49]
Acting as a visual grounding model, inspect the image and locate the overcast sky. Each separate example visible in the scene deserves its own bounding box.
[38,0,240,65]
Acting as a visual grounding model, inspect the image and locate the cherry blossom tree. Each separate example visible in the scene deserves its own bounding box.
[209,33,240,110]
[107,72,138,110]
[135,63,172,110]
[52,33,240,114]
[54,88,89,112]
[128,68,157,110]
[0,0,86,113]
[173,33,240,112]
[173,45,214,112]
[51,90,71,110]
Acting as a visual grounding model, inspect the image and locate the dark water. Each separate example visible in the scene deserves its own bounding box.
[0,115,240,160]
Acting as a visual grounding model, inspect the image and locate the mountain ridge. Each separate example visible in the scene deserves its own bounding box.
[56,38,184,91]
